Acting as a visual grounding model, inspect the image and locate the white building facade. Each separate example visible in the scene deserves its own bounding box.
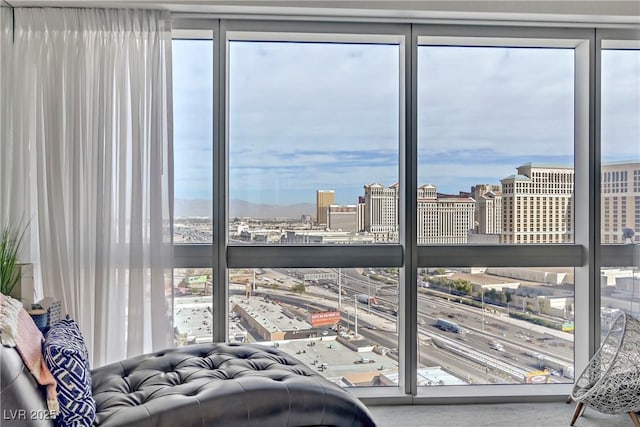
[601,161,640,244]
[501,163,574,244]
[364,183,399,241]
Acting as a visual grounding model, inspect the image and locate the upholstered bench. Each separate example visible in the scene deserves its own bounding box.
[1,342,376,427]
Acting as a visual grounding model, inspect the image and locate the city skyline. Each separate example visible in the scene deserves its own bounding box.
[173,40,639,208]
[176,159,638,208]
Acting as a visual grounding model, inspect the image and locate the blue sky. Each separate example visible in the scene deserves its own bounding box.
[173,39,639,206]
[173,40,213,201]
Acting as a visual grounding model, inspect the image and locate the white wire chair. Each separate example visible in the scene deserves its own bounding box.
[570,312,640,426]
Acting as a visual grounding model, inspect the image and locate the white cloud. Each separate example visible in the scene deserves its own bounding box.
[418,46,575,157]
[601,49,640,161]
[174,40,639,204]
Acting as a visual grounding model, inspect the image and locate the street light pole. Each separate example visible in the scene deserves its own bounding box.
[396,287,399,334]
[481,287,485,332]
[354,297,359,336]
[338,268,342,310]
[367,276,371,314]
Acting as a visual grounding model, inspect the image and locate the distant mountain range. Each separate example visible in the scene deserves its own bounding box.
[175,199,315,219]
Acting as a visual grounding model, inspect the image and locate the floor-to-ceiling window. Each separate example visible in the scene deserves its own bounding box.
[599,33,640,341]
[172,32,215,345]
[412,27,590,400]
[412,27,588,394]
[171,18,637,402]
[417,41,576,387]
[225,24,406,388]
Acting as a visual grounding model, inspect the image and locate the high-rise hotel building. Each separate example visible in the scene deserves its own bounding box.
[417,185,475,244]
[363,183,399,241]
[316,190,335,226]
[363,183,475,244]
[472,184,503,235]
[601,161,640,244]
[327,205,358,232]
[417,185,438,242]
[338,161,639,245]
[501,163,574,244]
[357,196,366,233]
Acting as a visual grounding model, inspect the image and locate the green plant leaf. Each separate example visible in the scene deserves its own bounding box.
[0,222,27,296]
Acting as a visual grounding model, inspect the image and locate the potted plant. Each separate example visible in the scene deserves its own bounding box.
[0,222,27,298]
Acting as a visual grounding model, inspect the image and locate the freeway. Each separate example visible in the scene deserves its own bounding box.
[251,267,576,383]
[251,288,522,384]
[418,294,573,359]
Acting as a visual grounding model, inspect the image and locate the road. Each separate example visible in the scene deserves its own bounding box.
[248,267,576,384]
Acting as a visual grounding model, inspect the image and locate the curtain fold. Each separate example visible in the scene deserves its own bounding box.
[1,7,24,229]
[12,8,174,367]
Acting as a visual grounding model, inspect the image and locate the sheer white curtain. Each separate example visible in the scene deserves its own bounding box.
[12,8,174,367]
[1,6,23,228]
[2,6,36,287]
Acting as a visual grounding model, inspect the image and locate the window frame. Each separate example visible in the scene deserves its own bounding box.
[170,17,639,405]
[412,24,592,402]
[596,29,640,347]
[221,19,411,398]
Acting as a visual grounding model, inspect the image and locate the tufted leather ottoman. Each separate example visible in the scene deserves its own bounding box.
[91,342,376,427]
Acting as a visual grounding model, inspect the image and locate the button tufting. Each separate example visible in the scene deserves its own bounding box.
[88,344,375,427]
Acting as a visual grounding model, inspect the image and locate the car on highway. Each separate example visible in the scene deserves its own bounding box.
[489,340,506,352]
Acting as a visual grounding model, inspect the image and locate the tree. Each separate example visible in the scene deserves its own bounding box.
[485,289,499,302]
[430,277,446,288]
[291,283,306,294]
[505,291,513,304]
[453,279,472,295]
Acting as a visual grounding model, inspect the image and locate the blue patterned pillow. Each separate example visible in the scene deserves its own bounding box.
[44,315,96,427]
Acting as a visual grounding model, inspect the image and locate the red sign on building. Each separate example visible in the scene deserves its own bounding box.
[310,311,341,327]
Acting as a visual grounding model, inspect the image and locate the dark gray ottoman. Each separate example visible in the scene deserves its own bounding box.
[91,343,376,427]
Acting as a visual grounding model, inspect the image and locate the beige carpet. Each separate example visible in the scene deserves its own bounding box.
[367,403,636,427]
